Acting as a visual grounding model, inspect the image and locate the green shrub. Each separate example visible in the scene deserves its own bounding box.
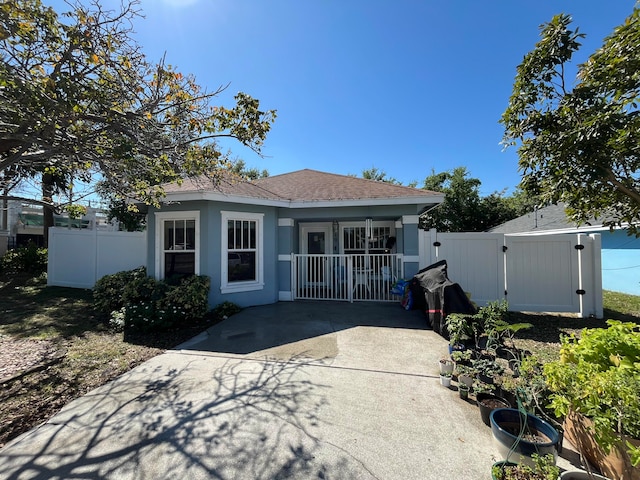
[93,266,147,313]
[97,269,211,333]
[159,275,211,321]
[0,243,47,274]
[544,320,640,465]
[212,301,242,319]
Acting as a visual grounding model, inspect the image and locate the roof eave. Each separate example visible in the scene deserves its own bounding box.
[162,192,444,210]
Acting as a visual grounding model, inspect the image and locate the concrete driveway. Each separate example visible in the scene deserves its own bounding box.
[0,302,580,479]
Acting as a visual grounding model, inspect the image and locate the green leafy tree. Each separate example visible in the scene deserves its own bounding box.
[421,167,483,231]
[0,0,276,241]
[229,159,269,180]
[501,9,640,235]
[360,167,402,185]
[420,167,535,232]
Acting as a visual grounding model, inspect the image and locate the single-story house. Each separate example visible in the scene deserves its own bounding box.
[490,203,640,296]
[146,169,444,307]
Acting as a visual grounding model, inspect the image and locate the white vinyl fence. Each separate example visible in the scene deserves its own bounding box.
[47,227,147,289]
[419,229,603,318]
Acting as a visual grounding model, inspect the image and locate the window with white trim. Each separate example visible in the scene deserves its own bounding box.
[221,211,264,293]
[155,211,199,279]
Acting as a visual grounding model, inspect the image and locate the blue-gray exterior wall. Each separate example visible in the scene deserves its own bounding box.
[599,229,640,295]
[148,201,426,307]
[148,200,279,308]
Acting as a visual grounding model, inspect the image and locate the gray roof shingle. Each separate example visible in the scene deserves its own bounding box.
[163,169,441,205]
[489,203,603,233]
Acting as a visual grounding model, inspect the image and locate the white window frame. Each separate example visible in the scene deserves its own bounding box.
[339,221,395,253]
[154,210,200,279]
[221,211,264,294]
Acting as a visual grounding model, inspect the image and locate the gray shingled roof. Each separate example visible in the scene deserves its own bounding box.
[163,169,442,205]
[489,203,603,233]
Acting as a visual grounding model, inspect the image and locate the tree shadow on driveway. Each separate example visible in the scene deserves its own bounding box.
[0,354,365,479]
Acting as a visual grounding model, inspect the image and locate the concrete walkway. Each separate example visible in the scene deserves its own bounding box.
[0,302,582,479]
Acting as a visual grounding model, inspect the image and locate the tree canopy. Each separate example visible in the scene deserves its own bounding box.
[0,0,276,210]
[420,167,535,232]
[501,8,640,235]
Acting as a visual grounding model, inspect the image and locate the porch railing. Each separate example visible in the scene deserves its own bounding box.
[292,253,404,302]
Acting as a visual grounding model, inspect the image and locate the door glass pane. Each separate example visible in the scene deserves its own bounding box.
[308,232,325,254]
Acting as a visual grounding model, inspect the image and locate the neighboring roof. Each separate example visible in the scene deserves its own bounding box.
[489,203,609,234]
[162,169,443,209]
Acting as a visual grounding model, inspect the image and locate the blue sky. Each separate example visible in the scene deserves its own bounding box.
[46,0,638,195]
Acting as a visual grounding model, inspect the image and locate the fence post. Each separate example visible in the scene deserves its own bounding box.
[589,234,603,318]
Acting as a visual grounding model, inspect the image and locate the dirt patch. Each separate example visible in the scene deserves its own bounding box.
[0,336,62,382]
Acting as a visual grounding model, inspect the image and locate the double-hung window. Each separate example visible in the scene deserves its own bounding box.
[221,211,264,293]
[155,211,199,279]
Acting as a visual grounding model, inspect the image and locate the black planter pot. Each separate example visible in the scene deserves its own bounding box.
[476,393,511,427]
[491,461,519,480]
[490,408,560,464]
[477,372,495,384]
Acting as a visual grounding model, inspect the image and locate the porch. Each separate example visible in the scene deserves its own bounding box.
[292,253,404,302]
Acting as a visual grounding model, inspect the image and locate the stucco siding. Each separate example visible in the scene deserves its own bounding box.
[600,229,640,295]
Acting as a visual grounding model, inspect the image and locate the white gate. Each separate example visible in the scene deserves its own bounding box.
[420,229,602,318]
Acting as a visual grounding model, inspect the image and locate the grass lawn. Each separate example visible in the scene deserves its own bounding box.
[0,272,217,448]
[508,290,640,363]
[1,272,639,449]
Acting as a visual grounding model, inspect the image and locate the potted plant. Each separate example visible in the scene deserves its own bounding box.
[439,372,452,387]
[458,383,470,400]
[491,454,559,480]
[439,357,454,375]
[490,408,561,466]
[445,313,474,350]
[544,320,640,480]
[472,357,505,384]
[451,348,474,366]
[455,364,476,388]
[477,391,511,426]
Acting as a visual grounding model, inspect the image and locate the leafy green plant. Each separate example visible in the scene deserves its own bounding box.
[93,266,147,313]
[107,199,146,231]
[212,301,242,319]
[544,320,640,466]
[0,242,48,274]
[451,349,473,364]
[445,313,474,346]
[472,357,505,379]
[63,204,87,219]
[159,275,210,321]
[472,381,495,395]
[492,454,559,480]
[94,268,211,332]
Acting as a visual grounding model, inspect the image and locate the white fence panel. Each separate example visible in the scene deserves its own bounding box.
[96,231,147,281]
[48,228,147,289]
[428,231,505,307]
[505,235,579,313]
[418,230,602,318]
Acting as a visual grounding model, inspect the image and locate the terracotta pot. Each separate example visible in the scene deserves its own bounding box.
[564,409,640,480]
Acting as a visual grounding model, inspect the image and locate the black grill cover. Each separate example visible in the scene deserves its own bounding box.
[411,260,476,337]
